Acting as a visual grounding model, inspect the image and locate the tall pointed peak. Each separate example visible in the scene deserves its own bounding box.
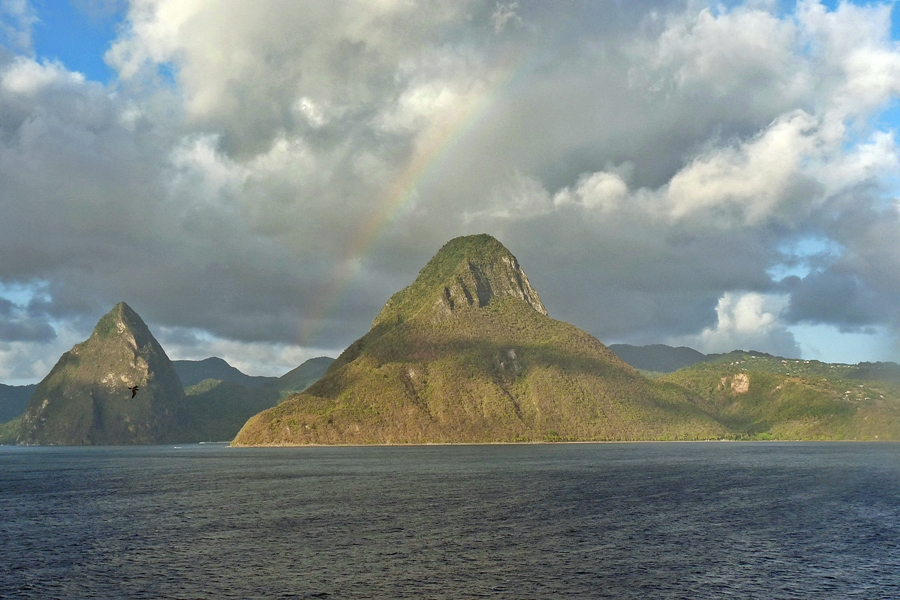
[373,234,547,327]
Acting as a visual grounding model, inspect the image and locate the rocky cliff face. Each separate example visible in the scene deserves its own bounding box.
[432,253,546,321]
[373,234,546,327]
[18,302,187,445]
[234,234,726,445]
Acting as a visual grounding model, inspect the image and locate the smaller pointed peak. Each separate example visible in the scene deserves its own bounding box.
[92,302,152,342]
[111,301,141,317]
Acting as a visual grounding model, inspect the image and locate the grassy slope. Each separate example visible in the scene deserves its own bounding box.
[234,297,727,445]
[660,352,900,440]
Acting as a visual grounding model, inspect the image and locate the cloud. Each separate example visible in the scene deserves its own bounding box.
[0,0,37,54]
[661,110,819,224]
[0,296,55,342]
[671,292,801,357]
[3,0,900,383]
[553,168,631,213]
[491,2,522,34]
[649,4,802,98]
[106,0,483,155]
[0,319,86,384]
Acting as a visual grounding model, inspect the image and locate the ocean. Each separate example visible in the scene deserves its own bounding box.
[1,442,898,598]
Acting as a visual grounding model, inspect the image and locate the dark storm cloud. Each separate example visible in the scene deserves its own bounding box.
[785,270,883,329]
[0,298,55,342]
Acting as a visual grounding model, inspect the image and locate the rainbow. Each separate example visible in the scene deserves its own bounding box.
[299,48,529,346]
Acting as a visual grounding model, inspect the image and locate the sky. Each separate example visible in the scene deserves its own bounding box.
[2,0,900,384]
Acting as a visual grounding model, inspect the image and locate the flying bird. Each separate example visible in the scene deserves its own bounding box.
[128,386,139,398]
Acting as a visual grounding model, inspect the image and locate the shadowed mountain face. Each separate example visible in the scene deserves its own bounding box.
[0,383,36,423]
[609,344,709,373]
[173,357,276,388]
[234,234,726,445]
[17,303,187,445]
[179,356,336,442]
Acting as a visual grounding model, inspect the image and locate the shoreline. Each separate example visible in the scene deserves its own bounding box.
[227,438,896,448]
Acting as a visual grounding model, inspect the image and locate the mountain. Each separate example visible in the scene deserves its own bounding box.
[609,344,709,373]
[172,355,334,395]
[660,351,900,440]
[173,357,277,388]
[181,379,280,442]
[233,234,727,445]
[273,356,335,399]
[17,303,188,445]
[179,356,336,441]
[846,361,900,383]
[0,383,36,423]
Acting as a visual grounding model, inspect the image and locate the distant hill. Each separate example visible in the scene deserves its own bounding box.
[660,351,900,440]
[609,344,709,373]
[1,353,335,435]
[0,383,36,423]
[274,356,334,400]
[182,379,280,442]
[179,356,336,441]
[234,234,727,445]
[173,357,276,388]
[846,361,900,383]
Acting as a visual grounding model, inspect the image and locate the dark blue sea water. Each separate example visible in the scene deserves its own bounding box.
[1,442,899,599]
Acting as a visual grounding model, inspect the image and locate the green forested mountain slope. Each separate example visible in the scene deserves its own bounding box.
[660,352,900,440]
[233,235,727,445]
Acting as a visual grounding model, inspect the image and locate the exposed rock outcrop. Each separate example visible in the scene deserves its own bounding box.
[373,234,546,327]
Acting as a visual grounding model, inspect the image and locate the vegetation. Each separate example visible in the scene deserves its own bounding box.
[272,357,334,402]
[10,254,900,446]
[0,383,36,423]
[372,234,545,328]
[660,352,900,440]
[0,416,21,445]
[234,235,728,446]
[177,357,334,441]
[6,301,333,445]
[16,302,189,445]
[180,379,280,442]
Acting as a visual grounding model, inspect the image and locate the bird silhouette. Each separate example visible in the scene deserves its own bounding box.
[128,386,139,398]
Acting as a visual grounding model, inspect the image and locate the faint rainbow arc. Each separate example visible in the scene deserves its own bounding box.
[299,50,527,346]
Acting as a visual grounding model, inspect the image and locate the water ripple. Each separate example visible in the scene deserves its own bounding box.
[1,442,899,598]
